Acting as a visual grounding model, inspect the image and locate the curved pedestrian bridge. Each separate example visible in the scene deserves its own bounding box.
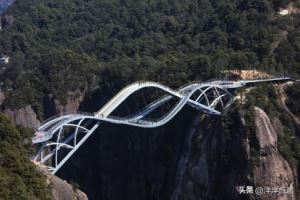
[31,77,294,174]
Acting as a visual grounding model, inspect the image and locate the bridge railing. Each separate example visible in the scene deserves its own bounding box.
[38,114,66,129]
[176,80,202,91]
[32,132,52,144]
[39,111,94,129]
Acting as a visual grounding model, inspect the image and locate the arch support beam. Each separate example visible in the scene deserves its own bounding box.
[31,77,291,174]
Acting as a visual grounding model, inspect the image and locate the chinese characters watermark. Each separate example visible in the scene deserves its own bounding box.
[236,185,294,195]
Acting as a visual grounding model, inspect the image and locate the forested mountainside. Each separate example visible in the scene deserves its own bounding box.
[0,0,299,118]
[0,0,300,199]
[0,112,89,199]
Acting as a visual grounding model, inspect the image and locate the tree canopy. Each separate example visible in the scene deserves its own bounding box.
[0,0,299,113]
[0,113,50,199]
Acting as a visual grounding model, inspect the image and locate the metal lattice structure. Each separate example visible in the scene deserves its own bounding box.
[31,77,292,174]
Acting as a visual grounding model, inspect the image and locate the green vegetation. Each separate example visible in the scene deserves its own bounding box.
[222,83,300,166]
[0,113,51,200]
[277,125,300,164]
[244,106,261,166]
[246,84,300,165]
[222,102,260,166]
[245,84,279,118]
[0,0,298,198]
[286,85,300,116]
[279,84,300,163]
[0,1,299,198]
[0,0,299,113]
[235,85,279,166]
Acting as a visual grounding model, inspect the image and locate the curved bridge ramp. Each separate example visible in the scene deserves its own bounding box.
[31,77,293,174]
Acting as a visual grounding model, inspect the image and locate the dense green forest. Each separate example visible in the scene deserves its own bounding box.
[0,113,50,199]
[0,0,14,13]
[0,1,299,199]
[0,0,299,117]
[286,85,300,115]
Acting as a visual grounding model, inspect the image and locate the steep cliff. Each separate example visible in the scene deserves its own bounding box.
[58,107,200,200]
[0,111,88,200]
[54,91,85,116]
[252,107,295,200]
[0,90,85,129]
[43,91,85,119]
[56,85,299,200]
[36,164,88,200]
[3,105,41,128]
[1,80,298,200]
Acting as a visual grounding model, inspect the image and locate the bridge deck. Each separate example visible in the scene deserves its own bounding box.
[31,77,297,173]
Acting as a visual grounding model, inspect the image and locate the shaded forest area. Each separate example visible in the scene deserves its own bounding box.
[0,113,51,199]
[0,0,299,118]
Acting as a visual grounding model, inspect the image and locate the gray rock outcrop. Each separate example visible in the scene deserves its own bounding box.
[253,107,295,200]
[36,163,88,200]
[4,105,41,129]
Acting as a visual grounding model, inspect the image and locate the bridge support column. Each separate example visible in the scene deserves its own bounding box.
[52,122,100,174]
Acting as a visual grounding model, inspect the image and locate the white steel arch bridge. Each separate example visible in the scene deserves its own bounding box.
[31,77,293,174]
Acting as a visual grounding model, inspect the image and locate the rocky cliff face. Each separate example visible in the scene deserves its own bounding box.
[58,107,200,200]
[43,91,85,118]
[0,84,297,199]
[0,91,5,105]
[0,90,85,129]
[253,107,295,200]
[56,104,297,200]
[1,84,297,199]
[3,105,41,128]
[54,91,85,115]
[0,92,40,129]
[168,111,246,200]
[36,164,88,200]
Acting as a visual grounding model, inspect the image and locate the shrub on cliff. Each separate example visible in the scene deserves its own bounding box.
[286,85,300,116]
[0,113,51,199]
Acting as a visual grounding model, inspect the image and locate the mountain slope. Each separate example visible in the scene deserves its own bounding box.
[0,113,51,199]
[0,1,299,199]
[0,0,299,117]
